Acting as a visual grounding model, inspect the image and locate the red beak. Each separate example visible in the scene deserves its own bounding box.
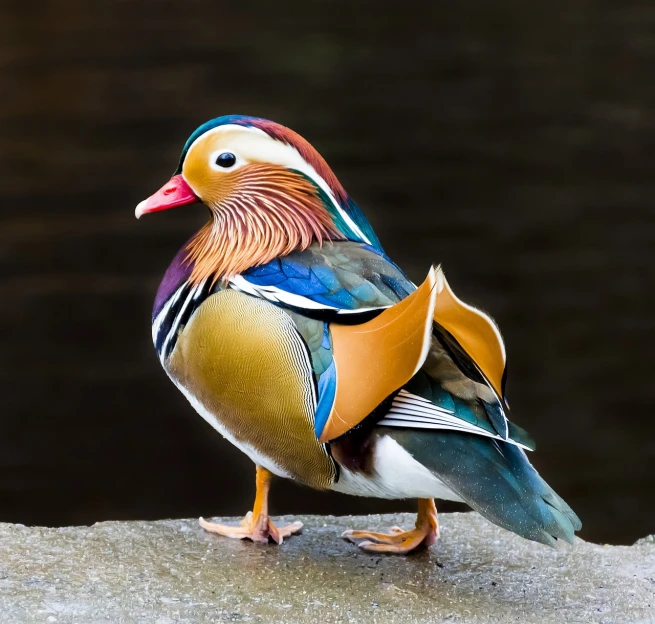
[135,174,199,218]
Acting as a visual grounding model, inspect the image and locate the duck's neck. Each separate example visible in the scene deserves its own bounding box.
[153,211,342,320]
[182,175,344,285]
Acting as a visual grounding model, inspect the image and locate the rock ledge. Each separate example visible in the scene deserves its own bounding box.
[0,512,653,623]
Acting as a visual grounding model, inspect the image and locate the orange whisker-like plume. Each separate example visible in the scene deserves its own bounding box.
[185,166,343,285]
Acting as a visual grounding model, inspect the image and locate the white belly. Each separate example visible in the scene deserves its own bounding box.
[331,435,463,502]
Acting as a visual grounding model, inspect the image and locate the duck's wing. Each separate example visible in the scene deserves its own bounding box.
[230,241,525,448]
[230,240,434,440]
[377,332,535,450]
[229,241,413,318]
[229,243,580,546]
[316,291,533,448]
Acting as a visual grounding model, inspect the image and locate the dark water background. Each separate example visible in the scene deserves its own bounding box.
[1,1,654,544]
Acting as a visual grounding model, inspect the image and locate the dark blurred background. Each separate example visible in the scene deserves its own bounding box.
[1,1,653,545]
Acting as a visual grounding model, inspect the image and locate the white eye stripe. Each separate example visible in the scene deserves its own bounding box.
[187,123,373,245]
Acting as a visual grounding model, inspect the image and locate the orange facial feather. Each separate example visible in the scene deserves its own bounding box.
[184,164,343,284]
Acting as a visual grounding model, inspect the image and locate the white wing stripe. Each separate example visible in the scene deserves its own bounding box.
[229,275,391,314]
[395,390,454,410]
[383,391,529,450]
[393,397,453,416]
[396,389,434,404]
[380,418,487,433]
[385,410,493,433]
[385,410,477,428]
[380,412,458,425]
[380,416,485,433]
[378,418,531,450]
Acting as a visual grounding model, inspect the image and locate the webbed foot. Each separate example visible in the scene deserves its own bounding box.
[342,498,439,554]
[199,512,303,544]
[199,466,303,545]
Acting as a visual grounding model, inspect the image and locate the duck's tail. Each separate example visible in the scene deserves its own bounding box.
[386,429,581,546]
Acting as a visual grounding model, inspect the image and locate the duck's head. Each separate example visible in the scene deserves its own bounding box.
[136,115,380,283]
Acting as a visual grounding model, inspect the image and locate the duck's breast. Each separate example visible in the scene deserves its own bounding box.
[163,288,336,489]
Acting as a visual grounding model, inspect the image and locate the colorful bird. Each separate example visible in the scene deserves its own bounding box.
[136,115,581,554]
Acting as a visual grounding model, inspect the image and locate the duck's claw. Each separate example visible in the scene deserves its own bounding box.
[342,498,439,555]
[342,525,435,554]
[200,513,303,544]
[199,466,303,545]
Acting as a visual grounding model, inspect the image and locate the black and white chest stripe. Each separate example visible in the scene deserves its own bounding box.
[152,278,217,363]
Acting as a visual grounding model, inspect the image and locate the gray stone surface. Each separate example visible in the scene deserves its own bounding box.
[0,512,653,624]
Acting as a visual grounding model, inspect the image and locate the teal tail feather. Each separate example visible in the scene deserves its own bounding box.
[385,429,582,546]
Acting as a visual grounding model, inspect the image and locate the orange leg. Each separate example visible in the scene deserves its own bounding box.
[199,466,303,544]
[342,498,439,554]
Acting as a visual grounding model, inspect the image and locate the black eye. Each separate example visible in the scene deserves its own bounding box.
[215,152,236,168]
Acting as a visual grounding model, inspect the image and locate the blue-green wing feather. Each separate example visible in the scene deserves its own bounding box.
[238,241,412,313]
[385,428,581,545]
[242,241,531,447]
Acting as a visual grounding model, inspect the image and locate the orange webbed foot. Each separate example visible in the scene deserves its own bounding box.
[199,466,303,545]
[342,499,439,554]
[199,513,303,544]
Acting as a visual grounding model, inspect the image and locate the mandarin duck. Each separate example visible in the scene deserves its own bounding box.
[135,115,581,554]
